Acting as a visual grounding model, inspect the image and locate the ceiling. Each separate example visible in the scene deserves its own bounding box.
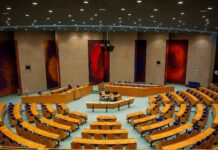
[0,0,218,33]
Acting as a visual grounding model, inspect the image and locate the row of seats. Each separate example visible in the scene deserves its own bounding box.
[71,115,137,150]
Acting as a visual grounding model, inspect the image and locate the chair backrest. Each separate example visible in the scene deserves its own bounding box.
[126,143,136,150]
[71,143,82,149]
[84,144,95,149]
[112,144,123,150]
[94,134,104,139]
[82,133,92,139]
[107,134,117,139]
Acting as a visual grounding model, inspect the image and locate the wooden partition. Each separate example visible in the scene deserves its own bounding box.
[21,85,93,104]
[105,85,174,97]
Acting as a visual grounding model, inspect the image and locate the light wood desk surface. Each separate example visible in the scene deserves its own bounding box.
[82,129,128,135]
[0,104,6,126]
[138,118,175,133]
[97,115,117,121]
[0,125,46,148]
[60,103,70,112]
[147,122,192,142]
[90,121,122,126]
[45,104,56,115]
[179,91,199,105]
[70,111,88,119]
[200,87,218,97]
[190,88,214,105]
[127,111,144,120]
[160,104,171,115]
[192,103,203,123]
[30,103,40,117]
[175,104,187,119]
[13,104,23,122]
[149,96,157,104]
[72,137,137,145]
[161,128,215,150]
[170,92,184,105]
[40,117,72,132]
[160,94,170,103]
[131,115,157,126]
[212,104,218,128]
[146,104,156,114]
[21,122,61,141]
[56,114,80,125]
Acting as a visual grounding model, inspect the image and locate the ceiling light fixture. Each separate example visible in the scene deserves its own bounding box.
[153,8,158,12]
[32,2,38,6]
[48,10,53,13]
[178,1,183,5]
[207,7,212,10]
[83,1,89,4]
[121,8,125,11]
[6,7,11,10]
[80,8,84,11]
[137,0,142,4]
[25,14,30,17]
[180,12,185,15]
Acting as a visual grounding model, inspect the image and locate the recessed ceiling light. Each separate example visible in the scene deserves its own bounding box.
[178,1,183,5]
[200,10,207,13]
[119,20,122,23]
[153,8,158,12]
[94,13,98,17]
[90,17,94,20]
[46,17,50,20]
[99,8,106,11]
[68,14,72,18]
[25,14,30,17]
[34,20,37,23]
[180,12,185,15]
[80,8,84,11]
[7,18,11,20]
[153,20,156,23]
[2,12,9,15]
[58,21,61,24]
[202,15,206,18]
[128,13,132,16]
[48,10,53,13]
[6,7,11,10]
[71,19,75,22]
[83,1,88,4]
[150,15,154,18]
[32,2,38,6]
[118,17,122,20]
[82,22,86,24]
[121,8,125,11]
[172,17,176,20]
[137,0,142,3]
[207,7,212,10]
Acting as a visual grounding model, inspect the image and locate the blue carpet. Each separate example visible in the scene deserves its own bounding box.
[0,84,215,149]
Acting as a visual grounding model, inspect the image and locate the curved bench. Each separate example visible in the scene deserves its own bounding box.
[179,91,199,106]
[161,128,215,150]
[169,92,184,105]
[212,104,218,128]
[189,89,214,105]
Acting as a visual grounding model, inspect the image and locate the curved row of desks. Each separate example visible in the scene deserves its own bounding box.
[22,85,93,104]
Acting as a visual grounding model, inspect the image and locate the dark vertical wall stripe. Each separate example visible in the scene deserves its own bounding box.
[44,40,60,89]
[88,40,110,83]
[134,40,146,82]
[213,35,218,83]
[0,40,18,97]
[165,40,188,84]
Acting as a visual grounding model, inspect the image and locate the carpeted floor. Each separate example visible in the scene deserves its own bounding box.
[0,84,215,149]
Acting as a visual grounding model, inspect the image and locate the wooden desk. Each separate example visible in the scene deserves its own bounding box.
[56,114,80,126]
[161,128,215,150]
[131,115,157,129]
[209,83,218,90]
[45,104,56,115]
[74,85,93,99]
[189,88,214,105]
[170,92,184,105]
[137,118,175,135]
[105,85,174,97]
[179,91,199,106]
[51,87,69,94]
[146,104,156,114]
[86,98,135,112]
[159,94,171,103]
[90,121,122,129]
[82,128,128,135]
[30,103,40,118]
[160,104,171,116]
[0,104,6,126]
[21,122,61,141]
[97,115,117,122]
[192,103,204,124]
[175,104,187,119]
[0,125,46,148]
[101,93,121,101]
[56,103,70,114]
[69,111,88,120]
[212,104,218,128]
[13,104,23,122]
[146,122,192,143]
[126,111,145,122]
[200,87,218,98]
[40,117,72,132]
[71,137,137,147]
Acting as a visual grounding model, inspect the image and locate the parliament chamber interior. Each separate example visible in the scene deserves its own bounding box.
[0,0,218,150]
